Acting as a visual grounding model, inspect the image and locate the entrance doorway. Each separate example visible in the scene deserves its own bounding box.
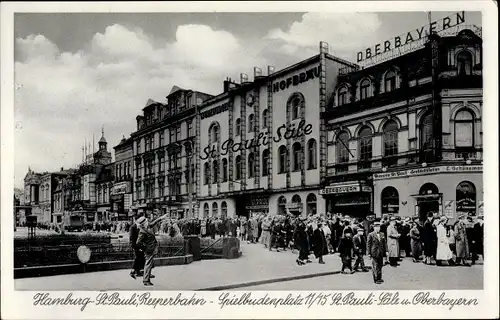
[418,199,440,221]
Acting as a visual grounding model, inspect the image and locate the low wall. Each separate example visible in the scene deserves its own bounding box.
[14,254,193,279]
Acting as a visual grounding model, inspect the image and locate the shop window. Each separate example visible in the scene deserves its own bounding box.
[247,153,255,178]
[278,196,287,215]
[212,160,219,184]
[204,203,209,218]
[337,85,349,106]
[212,202,218,218]
[262,109,269,128]
[456,181,476,216]
[278,145,288,174]
[381,186,399,215]
[419,183,439,195]
[248,114,255,133]
[383,120,399,160]
[204,162,210,185]
[306,193,317,215]
[457,51,473,76]
[359,79,371,100]
[358,126,373,169]
[222,158,228,182]
[235,118,241,136]
[262,149,269,176]
[307,139,317,169]
[235,155,242,180]
[292,142,302,171]
[221,201,228,219]
[420,112,434,162]
[454,109,474,148]
[384,70,397,93]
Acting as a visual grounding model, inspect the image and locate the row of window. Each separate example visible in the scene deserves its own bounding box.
[203,201,228,219]
[203,139,318,184]
[135,177,187,200]
[277,193,317,216]
[337,51,475,106]
[136,121,194,153]
[115,161,132,180]
[335,109,476,165]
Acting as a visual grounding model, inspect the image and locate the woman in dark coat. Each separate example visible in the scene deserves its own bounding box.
[312,222,328,264]
[294,221,309,265]
[422,213,437,264]
[409,222,422,262]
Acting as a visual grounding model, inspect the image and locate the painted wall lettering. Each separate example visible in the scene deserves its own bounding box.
[272,66,321,93]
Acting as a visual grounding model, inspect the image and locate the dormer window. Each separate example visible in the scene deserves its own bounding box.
[360,79,371,100]
[384,70,396,92]
[337,85,349,106]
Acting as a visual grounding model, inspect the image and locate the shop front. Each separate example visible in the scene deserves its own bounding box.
[111,181,132,221]
[233,193,270,218]
[320,181,373,218]
[373,165,483,222]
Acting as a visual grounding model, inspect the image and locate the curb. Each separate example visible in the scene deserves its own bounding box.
[197,270,342,291]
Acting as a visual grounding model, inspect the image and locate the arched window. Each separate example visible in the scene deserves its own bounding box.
[278,196,287,215]
[307,139,317,170]
[212,202,218,218]
[204,162,210,185]
[262,109,269,128]
[262,149,269,176]
[235,118,241,136]
[336,131,350,163]
[248,114,255,132]
[454,109,474,148]
[360,79,371,100]
[292,194,301,203]
[384,70,397,92]
[248,152,255,178]
[291,97,300,120]
[456,181,477,216]
[212,160,219,184]
[221,201,228,219]
[210,123,220,142]
[235,155,241,180]
[381,187,399,215]
[420,112,433,151]
[278,145,287,174]
[337,85,349,106]
[358,126,373,163]
[222,158,228,182]
[457,51,473,76]
[419,183,439,195]
[204,203,209,218]
[292,142,302,171]
[383,120,399,156]
[306,193,317,215]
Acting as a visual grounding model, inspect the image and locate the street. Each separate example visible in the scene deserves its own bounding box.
[15,241,483,291]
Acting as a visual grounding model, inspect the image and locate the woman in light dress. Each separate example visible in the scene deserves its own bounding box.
[435,216,454,266]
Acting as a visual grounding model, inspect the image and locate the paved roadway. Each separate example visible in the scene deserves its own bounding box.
[15,241,483,291]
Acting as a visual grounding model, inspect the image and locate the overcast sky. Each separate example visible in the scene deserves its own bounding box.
[13,11,481,188]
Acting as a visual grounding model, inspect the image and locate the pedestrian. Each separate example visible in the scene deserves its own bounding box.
[367,221,388,284]
[386,217,401,267]
[312,220,327,264]
[251,216,259,244]
[353,228,369,272]
[338,230,354,273]
[454,214,471,266]
[135,214,167,286]
[436,216,454,266]
[472,214,484,264]
[422,212,437,265]
[294,220,309,265]
[129,213,145,279]
[409,222,422,262]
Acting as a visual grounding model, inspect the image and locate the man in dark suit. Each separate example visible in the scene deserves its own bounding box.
[129,212,145,279]
[367,221,388,284]
[353,227,369,272]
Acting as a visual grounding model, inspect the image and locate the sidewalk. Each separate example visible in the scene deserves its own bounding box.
[15,242,348,291]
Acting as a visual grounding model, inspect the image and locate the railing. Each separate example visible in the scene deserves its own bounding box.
[200,237,223,256]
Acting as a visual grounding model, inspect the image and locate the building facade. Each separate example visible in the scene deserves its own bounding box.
[130,88,213,218]
[323,29,483,221]
[196,42,357,218]
[111,136,134,220]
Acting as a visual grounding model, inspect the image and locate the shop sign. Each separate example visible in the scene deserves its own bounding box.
[357,11,465,63]
[456,198,476,213]
[200,120,312,160]
[113,182,131,195]
[272,66,321,93]
[200,103,229,119]
[444,200,455,218]
[320,185,360,195]
[373,165,482,180]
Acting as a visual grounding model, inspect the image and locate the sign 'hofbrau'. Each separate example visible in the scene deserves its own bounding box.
[200,120,313,160]
[357,11,466,63]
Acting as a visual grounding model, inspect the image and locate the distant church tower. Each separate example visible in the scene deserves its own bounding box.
[94,126,112,165]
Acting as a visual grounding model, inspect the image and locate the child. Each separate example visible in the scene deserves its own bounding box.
[338,230,355,274]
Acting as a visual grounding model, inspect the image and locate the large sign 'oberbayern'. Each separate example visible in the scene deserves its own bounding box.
[200,120,312,160]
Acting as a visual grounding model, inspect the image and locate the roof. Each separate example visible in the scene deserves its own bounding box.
[99,136,107,143]
[168,85,185,97]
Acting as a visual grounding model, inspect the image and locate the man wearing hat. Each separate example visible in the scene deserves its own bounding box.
[129,211,145,279]
[453,213,471,266]
[387,217,401,266]
[367,221,388,284]
[136,213,168,286]
[353,227,369,272]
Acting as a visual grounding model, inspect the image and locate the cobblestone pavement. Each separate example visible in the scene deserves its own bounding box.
[15,241,483,291]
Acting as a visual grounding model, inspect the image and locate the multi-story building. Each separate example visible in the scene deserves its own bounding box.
[323,28,483,221]
[95,163,114,221]
[131,88,213,218]
[196,42,357,218]
[52,168,76,222]
[111,136,134,221]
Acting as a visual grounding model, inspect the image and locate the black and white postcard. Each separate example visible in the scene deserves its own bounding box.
[1,1,498,319]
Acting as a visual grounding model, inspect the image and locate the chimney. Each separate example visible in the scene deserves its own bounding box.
[60,167,64,172]
[254,67,263,78]
[223,77,230,92]
[320,41,329,54]
[267,66,275,76]
[240,73,249,83]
